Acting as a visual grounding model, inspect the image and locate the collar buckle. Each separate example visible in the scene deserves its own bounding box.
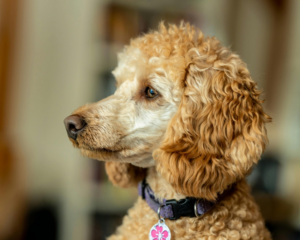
[165,197,196,220]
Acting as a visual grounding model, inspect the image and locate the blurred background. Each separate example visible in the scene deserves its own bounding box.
[1,0,300,239]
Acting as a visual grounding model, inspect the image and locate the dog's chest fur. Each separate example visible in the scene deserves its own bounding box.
[108,169,271,240]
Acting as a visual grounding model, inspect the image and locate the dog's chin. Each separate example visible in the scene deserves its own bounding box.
[69,138,155,167]
[79,147,155,168]
[79,147,121,160]
[131,157,155,168]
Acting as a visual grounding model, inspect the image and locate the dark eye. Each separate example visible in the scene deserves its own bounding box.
[145,87,158,98]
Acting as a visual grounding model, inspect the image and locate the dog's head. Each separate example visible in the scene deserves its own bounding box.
[64,23,271,198]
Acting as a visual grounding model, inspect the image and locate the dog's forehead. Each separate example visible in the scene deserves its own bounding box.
[111,40,185,101]
[112,47,166,86]
[112,47,144,85]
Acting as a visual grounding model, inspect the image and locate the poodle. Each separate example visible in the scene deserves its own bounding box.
[64,22,272,240]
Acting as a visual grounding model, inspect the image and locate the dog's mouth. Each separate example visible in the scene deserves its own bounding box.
[70,139,126,154]
[68,132,155,165]
[82,146,122,153]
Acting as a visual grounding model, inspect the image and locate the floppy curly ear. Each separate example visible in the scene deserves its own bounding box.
[154,38,271,200]
[105,162,146,188]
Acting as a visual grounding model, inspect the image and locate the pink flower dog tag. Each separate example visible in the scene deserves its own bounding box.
[149,219,171,240]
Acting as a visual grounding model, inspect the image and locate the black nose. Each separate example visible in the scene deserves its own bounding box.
[64,115,86,140]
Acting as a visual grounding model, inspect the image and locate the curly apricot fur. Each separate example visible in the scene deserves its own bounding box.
[66,22,272,240]
[153,23,271,201]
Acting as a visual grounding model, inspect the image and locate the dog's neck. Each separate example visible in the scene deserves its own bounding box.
[146,166,244,202]
[146,167,186,202]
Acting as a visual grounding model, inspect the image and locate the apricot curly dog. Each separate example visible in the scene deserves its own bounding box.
[64,22,272,240]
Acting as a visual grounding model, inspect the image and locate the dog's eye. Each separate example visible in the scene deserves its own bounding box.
[145,87,158,98]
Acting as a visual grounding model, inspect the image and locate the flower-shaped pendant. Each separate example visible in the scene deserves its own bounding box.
[149,219,171,240]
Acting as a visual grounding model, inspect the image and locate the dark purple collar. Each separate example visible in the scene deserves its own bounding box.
[138,179,235,220]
